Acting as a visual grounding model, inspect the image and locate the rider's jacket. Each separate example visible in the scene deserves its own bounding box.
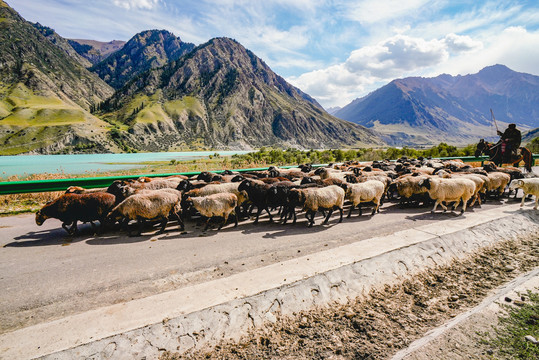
[498,127,521,148]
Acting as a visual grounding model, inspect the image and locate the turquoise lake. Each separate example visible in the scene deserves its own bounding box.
[0,151,251,178]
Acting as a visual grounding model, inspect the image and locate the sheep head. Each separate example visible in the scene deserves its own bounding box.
[508,179,524,190]
[35,210,48,226]
[418,178,431,190]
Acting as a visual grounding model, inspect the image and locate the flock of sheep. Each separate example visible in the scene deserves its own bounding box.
[35,157,539,236]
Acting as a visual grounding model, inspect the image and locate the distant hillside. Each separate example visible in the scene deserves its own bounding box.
[326,106,341,115]
[335,65,539,146]
[31,23,92,68]
[68,39,125,65]
[523,127,539,143]
[99,37,381,151]
[90,30,195,89]
[0,0,118,154]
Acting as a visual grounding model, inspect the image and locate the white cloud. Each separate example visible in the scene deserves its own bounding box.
[290,31,488,107]
[443,33,483,53]
[345,34,449,78]
[434,26,539,77]
[113,0,160,10]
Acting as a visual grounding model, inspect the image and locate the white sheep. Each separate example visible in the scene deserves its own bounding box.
[184,182,247,206]
[289,185,345,227]
[486,172,511,198]
[345,180,385,217]
[185,193,238,230]
[508,178,539,209]
[106,189,183,236]
[419,177,476,214]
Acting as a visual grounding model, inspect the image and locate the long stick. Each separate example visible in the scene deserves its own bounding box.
[490,108,500,133]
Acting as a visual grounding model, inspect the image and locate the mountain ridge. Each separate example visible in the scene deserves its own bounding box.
[98,37,381,151]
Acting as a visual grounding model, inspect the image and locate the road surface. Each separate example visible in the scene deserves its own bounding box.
[0,189,536,334]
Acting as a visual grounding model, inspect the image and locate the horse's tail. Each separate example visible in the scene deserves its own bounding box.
[521,147,533,172]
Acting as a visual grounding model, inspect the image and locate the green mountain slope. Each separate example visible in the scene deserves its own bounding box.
[0,0,118,154]
[99,37,381,151]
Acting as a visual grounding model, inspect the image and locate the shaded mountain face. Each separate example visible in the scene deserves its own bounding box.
[335,65,539,146]
[68,39,125,66]
[0,1,118,154]
[90,30,195,89]
[100,37,381,151]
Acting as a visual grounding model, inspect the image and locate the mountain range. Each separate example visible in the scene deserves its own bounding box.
[0,1,379,154]
[0,0,537,155]
[334,65,539,146]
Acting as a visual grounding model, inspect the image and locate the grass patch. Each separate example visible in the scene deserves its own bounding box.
[486,290,539,359]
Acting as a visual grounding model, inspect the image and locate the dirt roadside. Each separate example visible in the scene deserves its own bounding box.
[161,233,539,360]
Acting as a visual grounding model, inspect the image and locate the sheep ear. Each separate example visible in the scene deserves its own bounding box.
[518,180,524,186]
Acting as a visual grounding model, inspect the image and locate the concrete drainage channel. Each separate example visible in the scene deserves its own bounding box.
[0,204,538,359]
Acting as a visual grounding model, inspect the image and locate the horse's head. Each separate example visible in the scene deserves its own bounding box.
[475,139,487,157]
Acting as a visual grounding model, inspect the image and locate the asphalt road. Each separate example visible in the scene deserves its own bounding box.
[0,189,536,334]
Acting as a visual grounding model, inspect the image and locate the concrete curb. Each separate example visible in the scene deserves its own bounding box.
[0,204,537,359]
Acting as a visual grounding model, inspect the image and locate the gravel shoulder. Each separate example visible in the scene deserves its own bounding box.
[167,233,539,360]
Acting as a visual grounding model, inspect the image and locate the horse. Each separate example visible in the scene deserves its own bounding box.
[475,139,533,172]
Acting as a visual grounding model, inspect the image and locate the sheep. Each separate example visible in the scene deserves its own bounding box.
[106,189,183,236]
[508,179,539,209]
[418,177,476,214]
[345,180,385,217]
[183,182,247,206]
[237,179,273,224]
[36,192,116,235]
[107,178,182,203]
[450,173,488,206]
[288,185,345,227]
[485,172,511,199]
[184,193,238,230]
[391,174,432,206]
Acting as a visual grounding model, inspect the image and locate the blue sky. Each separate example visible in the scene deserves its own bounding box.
[10,0,539,108]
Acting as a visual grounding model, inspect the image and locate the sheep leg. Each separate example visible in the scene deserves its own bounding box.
[347,204,355,218]
[520,192,526,207]
[431,200,440,213]
[371,200,379,215]
[62,222,74,235]
[67,221,78,235]
[158,216,168,234]
[218,214,228,230]
[90,221,99,235]
[534,196,538,210]
[253,207,263,224]
[322,208,333,224]
[358,203,362,216]
[265,207,274,223]
[233,211,238,227]
[460,197,468,214]
[306,210,315,227]
[338,206,343,223]
[204,217,212,231]
[134,218,145,236]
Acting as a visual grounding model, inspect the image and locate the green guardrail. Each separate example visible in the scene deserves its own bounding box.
[0,155,537,195]
[0,165,323,195]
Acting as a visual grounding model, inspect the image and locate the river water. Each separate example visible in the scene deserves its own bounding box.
[0,151,251,178]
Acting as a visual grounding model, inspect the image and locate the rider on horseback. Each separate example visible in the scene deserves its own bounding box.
[497,123,521,162]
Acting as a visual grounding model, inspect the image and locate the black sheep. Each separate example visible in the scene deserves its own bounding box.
[36,192,116,235]
[238,179,273,224]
